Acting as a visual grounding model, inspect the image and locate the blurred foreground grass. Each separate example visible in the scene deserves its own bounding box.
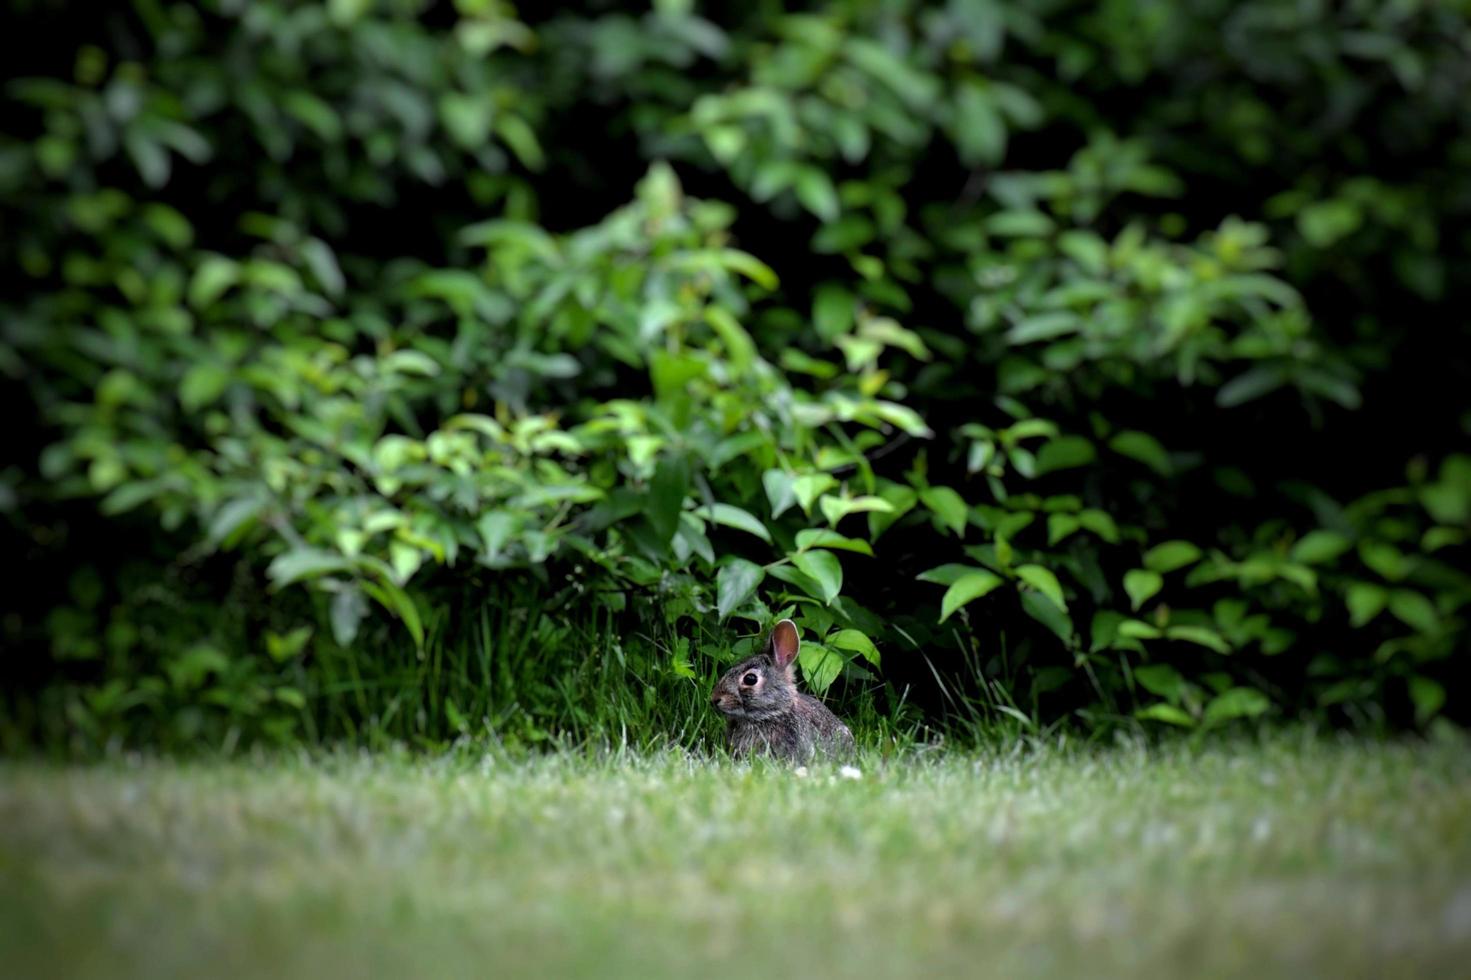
[3,734,1470,979]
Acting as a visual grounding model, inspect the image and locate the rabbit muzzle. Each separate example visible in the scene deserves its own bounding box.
[711,691,744,716]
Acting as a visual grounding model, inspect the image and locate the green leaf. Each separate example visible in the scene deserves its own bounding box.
[668,635,698,680]
[1298,368,1361,410]
[940,570,1004,622]
[868,401,933,436]
[648,455,690,546]
[792,474,837,515]
[763,469,797,519]
[382,350,440,377]
[919,485,968,537]
[1143,540,1202,574]
[179,363,231,412]
[360,578,424,649]
[98,479,162,516]
[1108,431,1172,476]
[1016,564,1066,612]
[1058,230,1110,275]
[1388,590,1440,634]
[330,586,367,646]
[1422,527,1465,552]
[1291,530,1352,565]
[1422,457,1471,524]
[1020,589,1073,644]
[715,249,779,290]
[268,549,352,587]
[439,92,493,148]
[1118,619,1163,640]
[765,562,823,599]
[704,306,756,372]
[1135,703,1196,727]
[1133,664,1187,702]
[852,311,924,361]
[166,644,229,690]
[1005,418,1059,441]
[283,91,343,141]
[389,542,422,585]
[1005,311,1079,345]
[843,38,939,108]
[813,215,875,253]
[791,550,843,605]
[141,204,193,249]
[210,497,264,546]
[828,629,880,666]
[275,682,305,706]
[1202,687,1271,725]
[953,81,1006,166]
[717,559,764,621]
[124,131,170,188]
[988,210,1054,238]
[265,626,312,663]
[1408,675,1446,725]
[1048,513,1080,545]
[1422,486,1470,526]
[703,503,772,543]
[1345,582,1388,627]
[457,220,560,261]
[189,256,239,308]
[1034,435,1096,475]
[818,494,894,526]
[1078,509,1120,543]
[1165,625,1232,654]
[1359,541,1409,582]
[869,482,917,539]
[1216,365,1288,407]
[794,167,840,222]
[495,114,545,170]
[300,238,344,297]
[1124,569,1163,611]
[813,284,856,340]
[703,124,746,165]
[917,563,977,587]
[477,511,518,559]
[1298,199,1362,247]
[795,529,874,556]
[709,432,764,471]
[797,643,842,694]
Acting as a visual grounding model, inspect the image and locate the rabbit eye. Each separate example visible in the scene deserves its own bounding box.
[742,672,758,686]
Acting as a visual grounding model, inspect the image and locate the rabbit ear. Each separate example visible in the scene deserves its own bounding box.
[769,619,800,670]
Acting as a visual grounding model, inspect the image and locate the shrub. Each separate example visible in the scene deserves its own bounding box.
[2,0,1467,749]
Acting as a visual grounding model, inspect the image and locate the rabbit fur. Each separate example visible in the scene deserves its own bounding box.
[710,619,854,762]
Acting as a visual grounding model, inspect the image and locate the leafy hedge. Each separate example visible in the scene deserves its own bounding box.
[3,0,1468,749]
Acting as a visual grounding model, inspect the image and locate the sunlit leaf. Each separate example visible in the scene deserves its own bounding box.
[1124,569,1163,611]
[717,559,764,621]
[919,486,968,537]
[791,550,842,604]
[1143,540,1202,574]
[939,570,1004,622]
[703,503,772,543]
[1202,687,1271,725]
[1016,564,1066,612]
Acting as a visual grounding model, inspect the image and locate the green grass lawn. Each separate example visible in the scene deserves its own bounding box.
[3,734,1469,979]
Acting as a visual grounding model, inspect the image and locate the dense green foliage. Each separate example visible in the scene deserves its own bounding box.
[3,0,1469,750]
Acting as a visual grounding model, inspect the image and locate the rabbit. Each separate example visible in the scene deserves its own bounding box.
[710,618,854,762]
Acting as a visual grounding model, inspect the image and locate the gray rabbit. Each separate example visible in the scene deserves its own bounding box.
[710,619,854,761]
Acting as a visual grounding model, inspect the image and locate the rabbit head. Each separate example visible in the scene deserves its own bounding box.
[710,619,801,721]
